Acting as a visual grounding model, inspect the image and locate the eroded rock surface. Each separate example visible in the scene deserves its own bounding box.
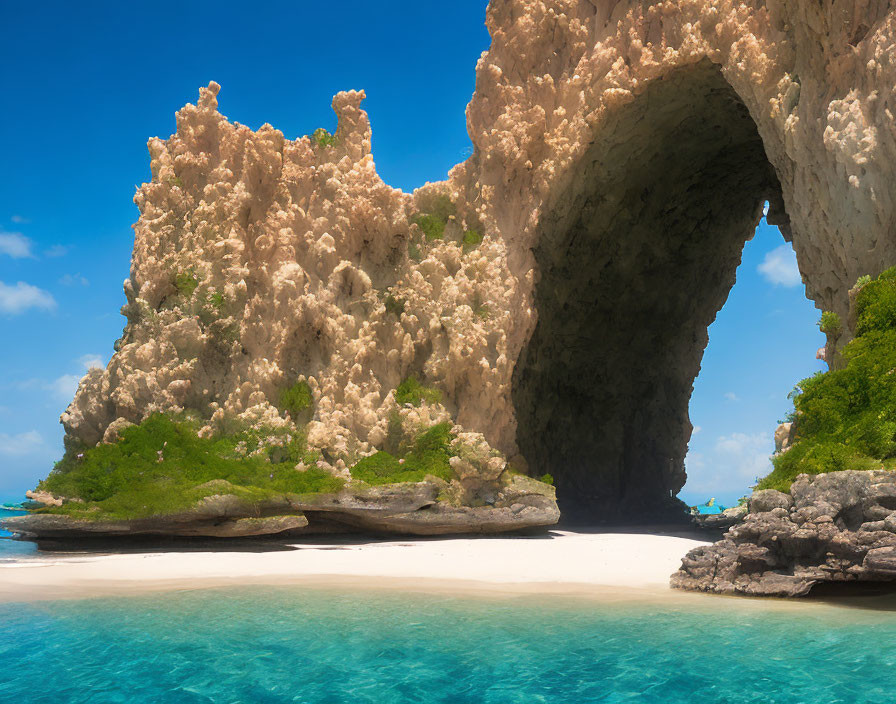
[4,477,558,539]
[55,1,896,521]
[672,471,896,597]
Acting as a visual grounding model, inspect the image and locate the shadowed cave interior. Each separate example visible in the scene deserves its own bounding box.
[512,60,791,523]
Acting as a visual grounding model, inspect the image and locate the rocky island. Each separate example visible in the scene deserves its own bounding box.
[4,0,896,553]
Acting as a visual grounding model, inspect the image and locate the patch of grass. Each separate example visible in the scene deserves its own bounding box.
[350,422,454,485]
[37,414,342,520]
[278,380,313,422]
[462,229,483,251]
[311,128,337,149]
[395,376,442,407]
[173,269,199,298]
[411,213,446,241]
[539,473,554,486]
[385,294,406,318]
[410,195,456,242]
[208,292,226,310]
[758,267,896,492]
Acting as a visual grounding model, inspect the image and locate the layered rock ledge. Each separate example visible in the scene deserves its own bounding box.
[2,476,559,540]
[672,471,896,597]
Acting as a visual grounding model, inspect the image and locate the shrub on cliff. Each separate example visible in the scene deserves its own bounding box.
[278,380,314,422]
[350,422,454,485]
[173,269,199,298]
[311,128,337,149]
[410,194,455,241]
[38,414,340,520]
[394,376,442,406]
[462,229,483,251]
[758,268,896,492]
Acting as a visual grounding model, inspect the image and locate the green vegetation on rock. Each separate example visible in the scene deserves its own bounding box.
[173,269,199,298]
[462,229,483,251]
[818,310,842,337]
[278,380,314,422]
[758,267,896,492]
[394,376,442,407]
[411,213,446,241]
[410,195,455,242]
[37,414,342,521]
[350,422,454,485]
[208,291,226,310]
[385,294,406,318]
[311,128,337,149]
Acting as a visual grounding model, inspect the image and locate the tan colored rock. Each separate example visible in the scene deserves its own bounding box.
[56,1,896,521]
[773,422,795,453]
[24,490,62,508]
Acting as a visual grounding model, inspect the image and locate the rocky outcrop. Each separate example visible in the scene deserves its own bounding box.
[2,476,559,540]
[52,1,896,521]
[672,471,896,597]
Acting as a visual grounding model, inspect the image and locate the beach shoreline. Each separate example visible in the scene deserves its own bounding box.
[0,530,712,603]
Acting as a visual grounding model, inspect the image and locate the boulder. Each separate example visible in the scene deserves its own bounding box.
[748,490,793,514]
[672,470,896,597]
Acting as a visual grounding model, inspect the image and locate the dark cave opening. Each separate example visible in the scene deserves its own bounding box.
[512,60,789,523]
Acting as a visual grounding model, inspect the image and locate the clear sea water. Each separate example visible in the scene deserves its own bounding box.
[0,506,37,561]
[2,585,896,703]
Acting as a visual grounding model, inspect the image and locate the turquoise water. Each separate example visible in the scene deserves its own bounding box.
[0,507,37,561]
[2,586,895,703]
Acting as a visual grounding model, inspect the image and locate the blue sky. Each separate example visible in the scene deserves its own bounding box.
[0,1,823,505]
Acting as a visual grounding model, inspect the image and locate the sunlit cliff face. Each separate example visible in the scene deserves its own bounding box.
[61,0,896,523]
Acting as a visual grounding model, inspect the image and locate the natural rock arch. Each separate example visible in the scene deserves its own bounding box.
[456,1,896,520]
[511,59,786,519]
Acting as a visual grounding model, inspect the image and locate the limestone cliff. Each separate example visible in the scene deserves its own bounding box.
[58,0,896,521]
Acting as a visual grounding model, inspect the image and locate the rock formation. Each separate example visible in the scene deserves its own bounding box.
[673,471,896,597]
[6,475,558,539]
[49,1,896,522]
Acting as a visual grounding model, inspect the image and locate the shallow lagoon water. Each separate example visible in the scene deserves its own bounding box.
[2,585,895,703]
[0,507,37,561]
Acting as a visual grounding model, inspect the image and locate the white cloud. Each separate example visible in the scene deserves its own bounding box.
[714,432,773,483]
[762,201,770,217]
[0,430,46,457]
[10,215,30,224]
[49,374,82,401]
[0,231,34,258]
[44,244,70,258]
[0,281,56,314]
[715,432,766,455]
[692,425,702,436]
[685,432,773,496]
[724,392,739,402]
[758,244,801,287]
[59,273,89,286]
[78,354,104,371]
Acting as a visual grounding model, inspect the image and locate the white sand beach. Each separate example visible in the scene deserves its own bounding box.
[0,530,711,602]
